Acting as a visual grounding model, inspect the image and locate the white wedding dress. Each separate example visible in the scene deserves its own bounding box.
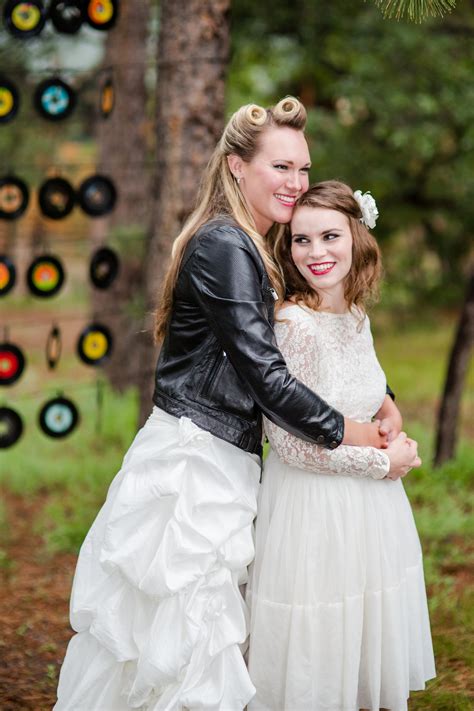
[247,304,435,711]
[55,408,261,710]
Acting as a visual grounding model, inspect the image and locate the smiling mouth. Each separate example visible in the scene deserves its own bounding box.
[274,193,297,207]
[308,262,336,275]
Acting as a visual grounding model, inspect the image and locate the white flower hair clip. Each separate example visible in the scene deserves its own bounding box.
[353,190,379,229]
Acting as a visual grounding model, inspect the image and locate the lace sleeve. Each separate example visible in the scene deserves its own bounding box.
[264,311,390,480]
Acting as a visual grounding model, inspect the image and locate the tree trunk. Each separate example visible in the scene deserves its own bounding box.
[91,0,152,391]
[136,0,230,426]
[434,269,474,466]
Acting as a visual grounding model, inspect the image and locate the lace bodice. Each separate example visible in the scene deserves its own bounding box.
[264,305,390,479]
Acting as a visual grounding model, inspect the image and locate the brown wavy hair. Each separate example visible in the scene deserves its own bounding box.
[154,96,307,342]
[270,180,382,314]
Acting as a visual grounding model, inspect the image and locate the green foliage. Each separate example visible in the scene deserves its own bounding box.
[374,0,457,22]
[229,0,474,309]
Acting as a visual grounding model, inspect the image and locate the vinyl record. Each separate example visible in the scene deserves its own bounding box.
[89,246,120,289]
[0,176,29,220]
[0,77,19,123]
[34,77,76,121]
[0,342,25,386]
[49,0,84,34]
[0,255,16,296]
[3,0,47,38]
[99,76,114,118]
[78,174,117,217]
[27,254,65,297]
[38,396,79,438]
[85,0,118,31]
[0,406,23,448]
[38,177,75,219]
[77,322,113,365]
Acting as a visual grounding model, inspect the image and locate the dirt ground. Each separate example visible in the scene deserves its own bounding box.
[0,491,75,711]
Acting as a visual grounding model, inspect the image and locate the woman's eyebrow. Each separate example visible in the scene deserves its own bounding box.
[273,159,312,167]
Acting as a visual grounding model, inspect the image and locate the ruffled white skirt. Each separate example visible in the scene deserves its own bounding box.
[247,450,435,711]
[55,407,261,711]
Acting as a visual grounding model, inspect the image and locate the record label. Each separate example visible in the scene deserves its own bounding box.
[86,0,118,31]
[0,78,19,123]
[78,174,117,217]
[34,78,76,121]
[0,255,16,296]
[0,342,25,385]
[39,396,79,438]
[89,246,119,289]
[0,177,29,220]
[77,323,113,365]
[38,177,75,219]
[4,1,46,37]
[27,254,65,297]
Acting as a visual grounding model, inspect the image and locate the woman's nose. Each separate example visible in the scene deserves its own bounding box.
[286,169,303,192]
[309,240,327,259]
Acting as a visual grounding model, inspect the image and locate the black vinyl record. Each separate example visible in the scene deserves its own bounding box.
[89,246,120,289]
[85,0,118,31]
[78,174,117,217]
[0,176,29,220]
[49,0,84,34]
[0,76,19,123]
[0,406,23,448]
[27,254,65,297]
[38,177,75,219]
[0,342,25,386]
[77,322,113,366]
[3,0,47,38]
[34,77,76,121]
[99,75,114,118]
[0,255,16,296]
[38,395,79,438]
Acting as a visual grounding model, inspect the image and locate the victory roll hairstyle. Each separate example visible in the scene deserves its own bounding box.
[154,96,307,342]
[271,180,382,314]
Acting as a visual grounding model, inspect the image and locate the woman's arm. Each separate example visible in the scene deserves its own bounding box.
[186,225,383,450]
[376,394,403,443]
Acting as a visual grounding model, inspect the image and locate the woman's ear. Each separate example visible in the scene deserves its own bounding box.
[227,154,243,180]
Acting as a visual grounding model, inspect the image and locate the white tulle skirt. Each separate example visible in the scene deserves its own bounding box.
[247,450,436,711]
[55,407,261,711]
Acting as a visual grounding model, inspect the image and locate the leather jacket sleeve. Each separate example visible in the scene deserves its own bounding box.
[185,225,345,449]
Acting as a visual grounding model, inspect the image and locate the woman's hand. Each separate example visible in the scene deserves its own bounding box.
[343,419,388,448]
[385,432,422,480]
[375,395,403,444]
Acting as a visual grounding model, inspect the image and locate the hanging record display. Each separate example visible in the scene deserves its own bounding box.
[77,322,113,366]
[78,174,117,217]
[85,0,118,31]
[89,246,120,289]
[0,176,29,220]
[27,254,65,297]
[49,0,84,34]
[3,0,47,38]
[0,406,23,448]
[38,177,75,219]
[0,255,16,296]
[34,77,76,121]
[99,75,114,118]
[0,342,25,386]
[38,395,79,438]
[0,77,19,123]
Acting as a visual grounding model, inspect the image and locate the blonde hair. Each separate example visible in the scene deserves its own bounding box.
[272,180,382,314]
[154,96,307,342]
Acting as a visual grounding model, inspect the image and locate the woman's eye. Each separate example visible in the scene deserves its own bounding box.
[274,164,288,170]
[300,167,311,174]
[292,236,309,244]
[323,233,338,241]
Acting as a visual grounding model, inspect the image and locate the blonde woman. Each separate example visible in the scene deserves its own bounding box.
[55,103,418,710]
[248,181,435,711]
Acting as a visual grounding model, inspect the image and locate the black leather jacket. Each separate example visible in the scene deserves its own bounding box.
[153,217,347,456]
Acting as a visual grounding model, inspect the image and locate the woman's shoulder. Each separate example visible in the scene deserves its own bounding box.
[276,301,316,325]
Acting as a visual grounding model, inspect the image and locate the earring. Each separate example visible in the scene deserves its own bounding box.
[236,176,242,184]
